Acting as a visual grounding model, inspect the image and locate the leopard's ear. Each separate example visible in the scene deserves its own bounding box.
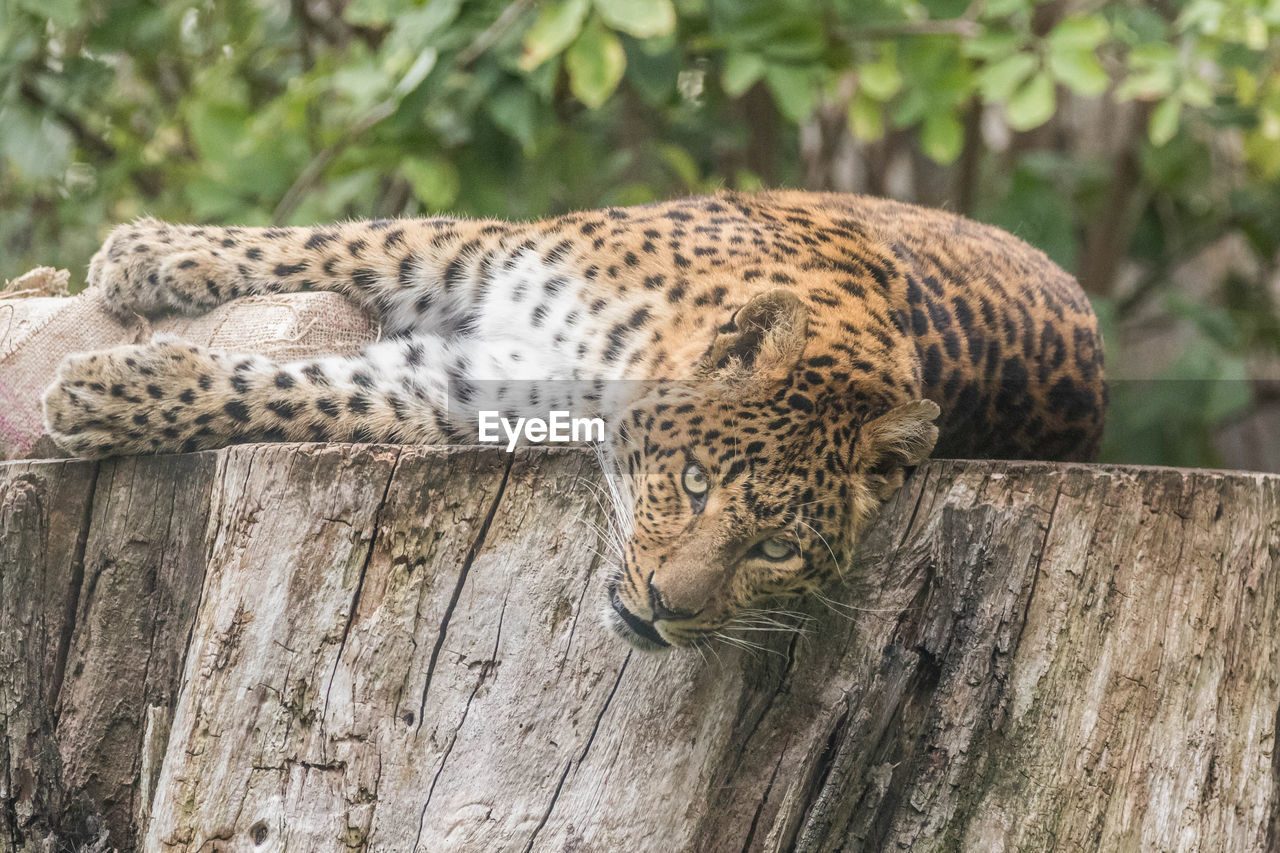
[851,399,941,501]
[699,288,808,383]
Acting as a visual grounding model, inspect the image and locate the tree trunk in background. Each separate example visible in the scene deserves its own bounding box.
[1,446,1278,851]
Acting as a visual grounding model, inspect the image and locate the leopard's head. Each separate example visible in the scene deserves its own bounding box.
[603,288,939,650]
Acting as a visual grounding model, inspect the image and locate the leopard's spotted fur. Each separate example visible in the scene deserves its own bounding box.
[43,191,1106,649]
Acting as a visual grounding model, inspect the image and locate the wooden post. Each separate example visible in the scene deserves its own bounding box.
[2,446,1277,851]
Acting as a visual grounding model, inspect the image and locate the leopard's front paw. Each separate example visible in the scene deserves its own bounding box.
[41,339,238,457]
[89,220,246,319]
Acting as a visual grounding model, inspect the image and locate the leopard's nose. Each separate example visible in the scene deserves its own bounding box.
[649,581,700,621]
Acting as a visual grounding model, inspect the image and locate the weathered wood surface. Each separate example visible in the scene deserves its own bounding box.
[1,446,1278,852]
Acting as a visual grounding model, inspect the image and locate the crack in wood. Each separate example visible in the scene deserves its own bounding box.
[417,590,510,826]
[739,746,788,853]
[415,454,514,730]
[577,652,630,766]
[521,760,572,853]
[1267,698,1280,850]
[790,698,854,852]
[411,454,514,850]
[50,462,99,722]
[321,448,403,729]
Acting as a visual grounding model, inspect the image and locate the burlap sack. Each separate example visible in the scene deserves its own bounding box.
[0,268,378,460]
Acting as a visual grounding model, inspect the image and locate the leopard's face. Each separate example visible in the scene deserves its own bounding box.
[599,289,941,650]
[604,383,839,649]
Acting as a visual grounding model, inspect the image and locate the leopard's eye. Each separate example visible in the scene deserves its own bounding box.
[682,463,709,498]
[756,537,796,561]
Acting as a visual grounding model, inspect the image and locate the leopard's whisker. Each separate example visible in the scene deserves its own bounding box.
[810,588,904,616]
[795,516,846,580]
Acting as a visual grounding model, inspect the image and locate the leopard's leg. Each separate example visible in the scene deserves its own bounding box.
[41,335,461,458]
[89,217,522,334]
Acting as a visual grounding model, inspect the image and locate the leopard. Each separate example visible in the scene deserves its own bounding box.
[41,190,1106,650]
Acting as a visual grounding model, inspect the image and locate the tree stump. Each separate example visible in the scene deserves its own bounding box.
[1,445,1277,851]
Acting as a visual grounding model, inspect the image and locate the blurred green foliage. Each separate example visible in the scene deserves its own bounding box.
[1,0,1278,467]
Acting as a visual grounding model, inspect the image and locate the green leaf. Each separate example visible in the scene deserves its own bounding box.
[890,88,929,128]
[1231,67,1259,105]
[962,31,1020,60]
[520,0,590,71]
[186,99,252,172]
[1044,14,1109,97]
[709,0,825,64]
[0,105,72,180]
[16,0,77,27]
[657,142,699,187]
[624,36,680,103]
[388,0,464,50]
[921,110,964,163]
[978,52,1038,103]
[1149,96,1182,146]
[1005,72,1056,131]
[593,0,676,39]
[1115,43,1178,101]
[1115,68,1176,101]
[763,63,818,122]
[1046,15,1109,51]
[858,57,902,102]
[1048,48,1108,97]
[566,17,627,108]
[1243,13,1270,50]
[332,60,394,107]
[723,52,766,97]
[343,0,406,27]
[847,91,884,141]
[1178,75,1213,108]
[984,0,1031,16]
[486,84,538,151]
[402,156,461,209]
